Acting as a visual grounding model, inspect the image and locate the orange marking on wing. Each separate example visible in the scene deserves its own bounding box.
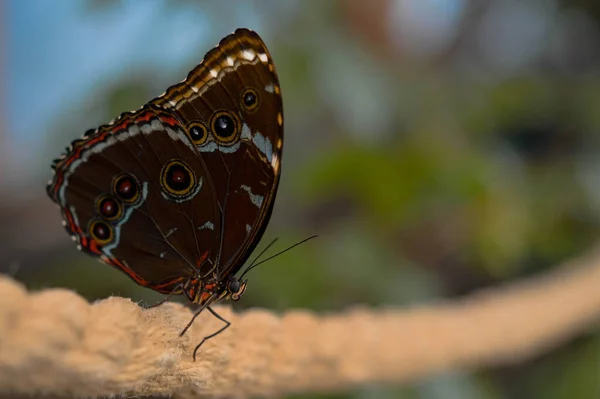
[159,114,179,126]
[87,240,102,256]
[135,112,154,123]
[200,292,212,302]
[112,120,128,132]
[204,282,216,291]
[196,250,210,268]
[153,277,184,289]
[63,207,84,235]
[107,257,151,286]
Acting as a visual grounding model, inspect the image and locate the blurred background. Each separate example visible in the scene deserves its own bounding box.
[3,0,600,398]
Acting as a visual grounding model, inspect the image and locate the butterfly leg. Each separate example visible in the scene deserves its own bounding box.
[140,283,183,309]
[191,306,231,361]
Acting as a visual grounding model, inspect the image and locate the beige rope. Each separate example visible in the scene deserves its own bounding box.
[1,248,600,398]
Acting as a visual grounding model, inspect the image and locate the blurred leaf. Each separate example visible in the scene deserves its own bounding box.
[530,336,600,399]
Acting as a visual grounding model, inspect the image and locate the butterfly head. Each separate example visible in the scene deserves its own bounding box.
[184,275,247,306]
[226,276,247,301]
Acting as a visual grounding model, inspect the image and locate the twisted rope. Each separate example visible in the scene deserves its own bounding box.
[1,248,600,398]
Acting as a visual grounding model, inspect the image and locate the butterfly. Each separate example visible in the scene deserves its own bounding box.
[46,29,283,359]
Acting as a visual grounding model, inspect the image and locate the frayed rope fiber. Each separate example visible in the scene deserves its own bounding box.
[1,249,600,398]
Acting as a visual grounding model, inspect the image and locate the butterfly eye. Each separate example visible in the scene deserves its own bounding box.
[228,278,247,301]
[210,110,240,144]
[113,174,140,204]
[187,122,208,145]
[228,278,241,294]
[96,195,123,221]
[160,160,199,200]
[241,87,259,113]
[89,220,113,245]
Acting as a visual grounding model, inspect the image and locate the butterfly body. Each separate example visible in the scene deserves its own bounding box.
[47,29,282,311]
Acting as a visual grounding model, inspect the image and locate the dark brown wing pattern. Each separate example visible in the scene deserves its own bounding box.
[152,28,283,280]
[46,29,283,302]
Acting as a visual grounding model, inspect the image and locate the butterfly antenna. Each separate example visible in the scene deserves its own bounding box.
[248,237,279,269]
[240,235,318,279]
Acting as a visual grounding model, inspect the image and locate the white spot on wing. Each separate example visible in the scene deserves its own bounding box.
[240,184,264,208]
[245,224,252,235]
[252,132,273,162]
[118,125,140,141]
[271,152,279,170]
[241,50,256,61]
[264,83,274,93]
[241,124,251,140]
[258,53,268,63]
[165,227,178,238]
[252,133,265,153]
[197,141,218,153]
[165,126,195,153]
[227,57,234,66]
[198,221,215,231]
[264,136,273,162]
[197,140,241,154]
[140,124,154,135]
[210,69,218,78]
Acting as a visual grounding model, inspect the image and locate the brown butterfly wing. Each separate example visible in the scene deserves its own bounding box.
[151,28,283,278]
[47,107,222,292]
[47,29,282,293]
